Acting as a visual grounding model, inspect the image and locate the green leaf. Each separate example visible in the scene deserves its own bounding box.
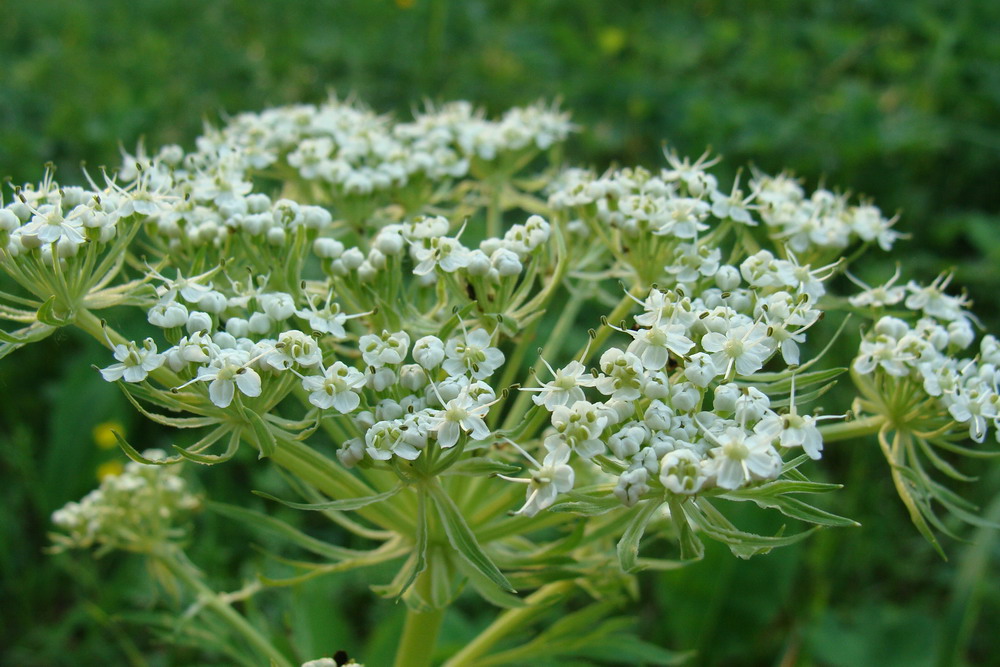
[726,479,843,498]
[549,491,622,516]
[426,480,515,593]
[441,456,521,477]
[173,429,241,464]
[253,483,403,512]
[722,492,859,528]
[36,295,73,326]
[257,541,409,587]
[668,497,704,562]
[687,499,817,559]
[207,501,364,561]
[453,554,526,609]
[113,429,183,465]
[740,366,846,394]
[119,382,220,428]
[244,408,278,459]
[616,499,664,573]
[395,489,429,600]
[0,321,55,344]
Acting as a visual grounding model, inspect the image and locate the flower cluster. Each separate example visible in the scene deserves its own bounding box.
[50,451,199,554]
[513,255,832,515]
[2,97,993,667]
[852,273,997,442]
[548,152,900,274]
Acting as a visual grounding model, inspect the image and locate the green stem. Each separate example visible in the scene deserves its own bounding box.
[154,547,293,667]
[818,415,886,443]
[500,290,585,432]
[393,605,446,667]
[579,283,645,366]
[442,581,575,667]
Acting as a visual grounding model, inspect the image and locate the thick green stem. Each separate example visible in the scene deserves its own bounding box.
[393,605,446,667]
[442,580,575,667]
[155,547,293,667]
[818,415,886,443]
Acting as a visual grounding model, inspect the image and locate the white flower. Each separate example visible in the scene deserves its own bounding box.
[412,236,471,276]
[100,338,165,383]
[594,348,644,401]
[614,467,651,507]
[360,330,410,368]
[625,321,694,371]
[259,292,297,321]
[302,362,366,413]
[659,448,708,495]
[192,349,262,408]
[706,426,781,490]
[754,412,825,460]
[701,322,774,378]
[545,400,608,459]
[427,388,493,448]
[521,359,595,411]
[904,274,971,322]
[443,328,504,379]
[412,335,446,369]
[266,330,323,370]
[147,301,189,328]
[683,352,718,387]
[501,443,575,517]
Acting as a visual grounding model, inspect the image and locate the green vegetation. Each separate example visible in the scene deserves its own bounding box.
[2,2,998,665]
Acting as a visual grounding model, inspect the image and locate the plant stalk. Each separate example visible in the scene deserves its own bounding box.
[818,414,886,443]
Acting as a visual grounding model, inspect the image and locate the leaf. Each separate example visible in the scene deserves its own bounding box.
[549,491,623,516]
[0,321,55,344]
[174,429,241,465]
[36,295,73,326]
[244,408,278,459]
[616,499,664,573]
[442,456,521,477]
[119,382,220,429]
[726,479,843,498]
[722,492,860,528]
[252,483,403,512]
[113,429,183,465]
[668,497,704,562]
[453,554,526,609]
[206,501,363,562]
[740,366,846,394]
[426,480,515,593]
[396,488,429,601]
[257,541,408,587]
[687,499,817,559]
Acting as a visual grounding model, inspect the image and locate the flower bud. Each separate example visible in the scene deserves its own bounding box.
[715,265,741,291]
[413,336,445,369]
[186,310,213,334]
[341,247,365,270]
[375,230,405,255]
[248,312,274,334]
[225,317,250,338]
[266,226,287,246]
[314,237,344,259]
[399,364,428,391]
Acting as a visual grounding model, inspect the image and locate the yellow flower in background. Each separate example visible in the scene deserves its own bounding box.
[597,26,626,56]
[96,460,124,480]
[395,0,415,9]
[93,421,124,450]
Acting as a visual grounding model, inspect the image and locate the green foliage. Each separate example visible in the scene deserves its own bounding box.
[2,1,1000,665]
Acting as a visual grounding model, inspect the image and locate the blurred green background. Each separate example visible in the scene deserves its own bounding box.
[2,1,999,665]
